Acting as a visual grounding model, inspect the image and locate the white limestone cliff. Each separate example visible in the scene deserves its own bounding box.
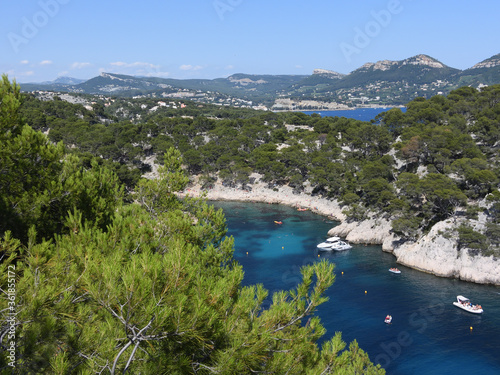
[329,216,500,285]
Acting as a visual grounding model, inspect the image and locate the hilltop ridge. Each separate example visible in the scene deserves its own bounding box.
[19,53,500,109]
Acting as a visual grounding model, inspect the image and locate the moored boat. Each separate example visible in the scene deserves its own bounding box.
[452,295,483,314]
[317,237,352,251]
[389,268,401,274]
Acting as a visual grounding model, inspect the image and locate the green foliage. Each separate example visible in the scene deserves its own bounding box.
[0,75,23,137]
[391,214,423,242]
[135,148,189,215]
[11,73,500,372]
[457,224,490,255]
[1,76,385,372]
[342,204,367,223]
[0,78,123,243]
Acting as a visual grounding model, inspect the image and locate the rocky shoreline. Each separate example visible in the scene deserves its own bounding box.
[179,176,500,286]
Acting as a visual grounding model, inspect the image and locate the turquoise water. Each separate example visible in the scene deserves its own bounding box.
[211,201,500,375]
[303,107,406,122]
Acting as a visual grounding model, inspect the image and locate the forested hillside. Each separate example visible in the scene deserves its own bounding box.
[1,77,388,372]
[3,70,500,371]
[18,80,500,258]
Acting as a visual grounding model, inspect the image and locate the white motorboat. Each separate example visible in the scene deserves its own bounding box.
[330,240,352,251]
[452,295,483,314]
[388,268,401,274]
[317,237,352,251]
[317,237,340,249]
[384,315,392,324]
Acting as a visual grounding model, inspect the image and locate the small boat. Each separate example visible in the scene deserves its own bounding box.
[317,237,352,251]
[297,207,308,211]
[453,295,483,314]
[388,268,401,274]
[274,221,283,225]
[384,315,392,324]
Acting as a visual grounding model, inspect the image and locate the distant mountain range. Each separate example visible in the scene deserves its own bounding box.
[20,53,500,108]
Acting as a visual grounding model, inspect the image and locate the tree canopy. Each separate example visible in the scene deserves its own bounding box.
[1,75,383,374]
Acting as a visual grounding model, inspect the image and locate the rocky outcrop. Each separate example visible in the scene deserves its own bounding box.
[470,53,500,69]
[331,216,500,285]
[389,220,500,285]
[328,217,392,245]
[312,69,345,79]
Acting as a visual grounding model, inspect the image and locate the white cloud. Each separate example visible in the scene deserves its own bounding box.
[71,62,91,69]
[20,60,29,65]
[180,64,203,71]
[110,61,159,69]
[225,65,235,70]
[40,60,53,65]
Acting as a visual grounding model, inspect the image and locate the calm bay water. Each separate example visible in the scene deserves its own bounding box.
[210,201,500,375]
[302,107,406,122]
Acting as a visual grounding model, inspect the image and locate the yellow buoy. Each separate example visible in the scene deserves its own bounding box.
[470,326,473,331]
[246,252,248,255]
[318,254,320,257]
[341,271,344,275]
[282,246,284,250]
[365,290,367,294]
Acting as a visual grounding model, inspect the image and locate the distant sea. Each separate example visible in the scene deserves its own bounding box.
[210,201,500,375]
[302,107,406,122]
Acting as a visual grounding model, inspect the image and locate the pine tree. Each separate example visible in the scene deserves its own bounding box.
[0,76,384,374]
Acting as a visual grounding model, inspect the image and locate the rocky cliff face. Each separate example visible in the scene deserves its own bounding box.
[329,216,500,285]
[390,219,500,285]
[470,54,500,69]
[328,217,393,244]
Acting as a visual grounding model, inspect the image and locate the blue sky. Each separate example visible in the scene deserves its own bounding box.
[1,0,499,82]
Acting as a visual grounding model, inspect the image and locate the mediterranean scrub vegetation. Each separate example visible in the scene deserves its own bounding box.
[20,79,500,257]
[1,76,384,373]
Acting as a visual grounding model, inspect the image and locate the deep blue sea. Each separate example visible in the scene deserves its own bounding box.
[302,107,406,122]
[210,201,500,375]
